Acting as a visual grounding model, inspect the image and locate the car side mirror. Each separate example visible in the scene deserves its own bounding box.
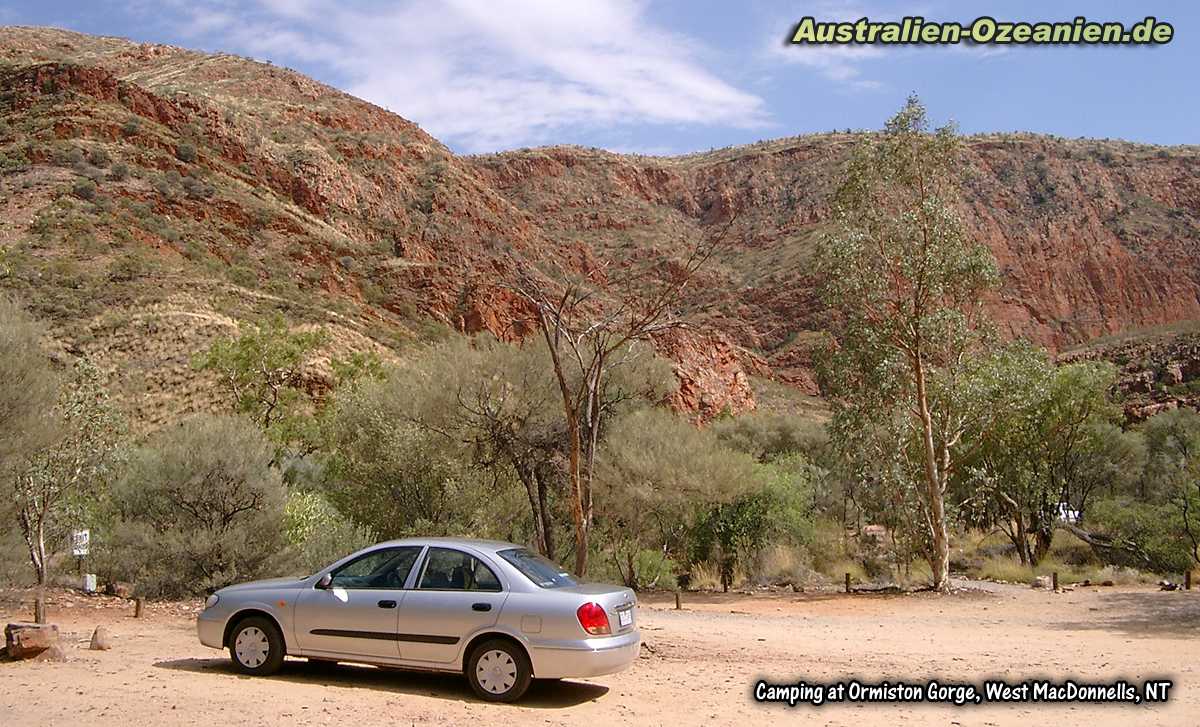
[315,573,333,590]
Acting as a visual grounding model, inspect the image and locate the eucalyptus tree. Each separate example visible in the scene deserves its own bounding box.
[955,351,1121,565]
[513,220,734,575]
[1138,408,1200,567]
[13,360,122,585]
[817,95,1000,591]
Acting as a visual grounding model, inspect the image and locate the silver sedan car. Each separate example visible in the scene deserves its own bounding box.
[196,537,640,701]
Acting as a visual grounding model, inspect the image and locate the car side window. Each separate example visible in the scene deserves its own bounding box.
[328,547,420,590]
[417,547,502,592]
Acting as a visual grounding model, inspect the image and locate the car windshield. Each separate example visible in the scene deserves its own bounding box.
[498,548,578,589]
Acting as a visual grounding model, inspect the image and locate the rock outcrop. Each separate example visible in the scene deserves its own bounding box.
[1059,331,1200,420]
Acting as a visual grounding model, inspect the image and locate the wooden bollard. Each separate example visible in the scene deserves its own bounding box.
[674,591,681,610]
[33,597,46,624]
[134,598,144,618]
[845,572,851,594]
[1187,570,1192,591]
[1052,572,1059,592]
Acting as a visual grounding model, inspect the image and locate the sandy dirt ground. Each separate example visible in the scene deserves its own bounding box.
[0,579,1196,726]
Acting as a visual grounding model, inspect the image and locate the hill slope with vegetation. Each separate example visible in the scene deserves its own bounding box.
[3,27,1200,427]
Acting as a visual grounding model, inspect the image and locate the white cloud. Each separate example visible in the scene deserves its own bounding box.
[169,0,768,152]
[767,1,894,91]
[775,43,886,89]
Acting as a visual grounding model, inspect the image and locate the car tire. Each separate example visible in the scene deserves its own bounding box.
[466,638,532,702]
[228,616,286,676]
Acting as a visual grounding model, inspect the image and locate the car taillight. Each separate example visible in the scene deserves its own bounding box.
[576,602,611,635]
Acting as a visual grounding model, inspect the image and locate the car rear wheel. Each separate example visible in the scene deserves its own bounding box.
[229,616,285,676]
[467,638,532,702]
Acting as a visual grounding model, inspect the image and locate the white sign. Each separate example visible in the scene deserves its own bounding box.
[71,529,90,557]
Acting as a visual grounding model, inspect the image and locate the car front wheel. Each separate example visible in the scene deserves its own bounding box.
[229,616,285,676]
[467,638,532,702]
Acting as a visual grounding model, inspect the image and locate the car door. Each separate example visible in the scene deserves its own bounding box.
[293,546,423,661]
[397,547,508,664]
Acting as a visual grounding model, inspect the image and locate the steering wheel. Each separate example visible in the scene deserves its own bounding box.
[382,569,403,588]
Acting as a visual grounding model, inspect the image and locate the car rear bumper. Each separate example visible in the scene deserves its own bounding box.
[528,630,640,679]
[197,613,224,649]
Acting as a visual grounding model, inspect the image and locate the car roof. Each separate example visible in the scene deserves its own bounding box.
[373,536,526,555]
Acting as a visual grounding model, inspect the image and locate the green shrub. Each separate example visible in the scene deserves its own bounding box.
[97,415,294,597]
[109,162,129,181]
[631,550,677,589]
[1087,497,1195,574]
[0,148,29,173]
[107,252,154,282]
[175,142,197,163]
[121,118,140,137]
[181,175,215,199]
[711,412,827,462]
[62,147,85,166]
[151,175,176,198]
[86,147,110,167]
[687,453,817,588]
[361,280,389,306]
[284,490,374,574]
[72,178,97,201]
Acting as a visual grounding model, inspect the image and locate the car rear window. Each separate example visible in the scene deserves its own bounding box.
[498,548,578,589]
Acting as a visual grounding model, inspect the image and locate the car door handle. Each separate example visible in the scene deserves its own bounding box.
[377,600,397,609]
[471,602,492,612]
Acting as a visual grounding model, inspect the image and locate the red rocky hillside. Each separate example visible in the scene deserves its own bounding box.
[2,27,1199,427]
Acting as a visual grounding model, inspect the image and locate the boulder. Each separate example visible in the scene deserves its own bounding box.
[1164,361,1185,386]
[89,625,113,650]
[1031,575,1052,590]
[104,582,134,599]
[4,622,60,659]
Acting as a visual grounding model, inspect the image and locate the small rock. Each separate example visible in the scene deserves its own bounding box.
[1031,575,1052,590]
[1101,580,1115,587]
[89,626,113,650]
[32,644,67,662]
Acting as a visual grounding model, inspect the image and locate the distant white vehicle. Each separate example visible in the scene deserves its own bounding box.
[1056,502,1080,524]
[197,537,639,702]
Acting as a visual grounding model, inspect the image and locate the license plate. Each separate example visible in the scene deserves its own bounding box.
[618,608,633,628]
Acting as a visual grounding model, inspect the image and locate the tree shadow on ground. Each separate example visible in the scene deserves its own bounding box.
[154,656,608,707]
[1051,591,1200,639]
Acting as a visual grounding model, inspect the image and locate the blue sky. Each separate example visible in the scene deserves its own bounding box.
[2,1,1196,154]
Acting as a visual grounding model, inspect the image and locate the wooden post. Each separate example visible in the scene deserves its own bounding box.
[134,598,144,618]
[845,573,851,594]
[33,597,46,624]
[674,591,681,610]
[1052,572,1059,592]
[1186,570,1192,591]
